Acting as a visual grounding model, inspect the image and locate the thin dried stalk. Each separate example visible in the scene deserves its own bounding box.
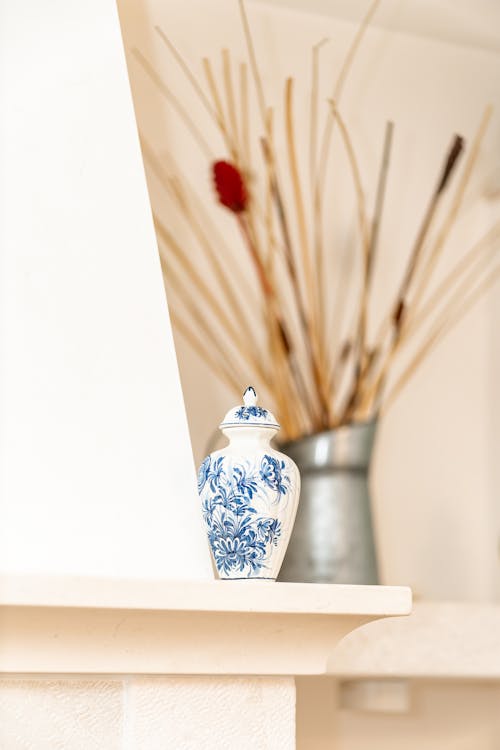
[237,206,318,425]
[259,134,322,419]
[331,102,371,421]
[286,79,331,425]
[260,121,323,426]
[309,38,330,193]
[313,0,381,285]
[339,122,393,420]
[206,65,277,296]
[370,132,466,359]
[269,321,302,438]
[285,79,315,328]
[411,107,492,312]
[140,135,263,318]
[404,222,500,339]
[265,195,297,428]
[154,25,219,124]
[155,25,241,158]
[316,0,381,195]
[361,131,470,413]
[329,339,354,422]
[155,215,268,381]
[327,275,357,392]
[309,38,330,354]
[169,176,266,347]
[140,137,261,334]
[234,38,312,346]
[169,286,229,376]
[263,110,276,272]
[270,312,307,437]
[312,2,381,390]
[359,228,500,417]
[260,136,296,287]
[160,258,243,394]
[155,216,231,330]
[393,133,465,331]
[200,59,275,257]
[384,262,500,411]
[420,236,499,338]
[222,49,239,156]
[221,49,272,309]
[366,113,489,410]
[368,121,394,284]
[331,102,370,257]
[202,57,237,160]
[238,0,267,130]
[236,214,274,297]
[240,62,251,166]
[132,49,213,159]
[261,118,306,342]
[170,309,242,397]
[236,214,308,441]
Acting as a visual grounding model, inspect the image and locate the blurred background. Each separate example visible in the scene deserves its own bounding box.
[118,0,500,603]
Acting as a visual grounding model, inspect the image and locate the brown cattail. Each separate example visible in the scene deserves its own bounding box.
[436,135,465,195]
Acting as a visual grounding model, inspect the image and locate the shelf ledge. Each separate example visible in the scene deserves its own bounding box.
[0,575,411,676]
[330,601,500,681]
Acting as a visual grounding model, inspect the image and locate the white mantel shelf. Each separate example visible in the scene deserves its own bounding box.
[0,575,411,676]
[0,575,411,615]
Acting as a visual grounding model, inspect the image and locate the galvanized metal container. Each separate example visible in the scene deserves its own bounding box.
[277,421,379,584]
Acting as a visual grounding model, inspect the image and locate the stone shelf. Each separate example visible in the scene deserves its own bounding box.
[0,575,411,676]
[330,600,500,682]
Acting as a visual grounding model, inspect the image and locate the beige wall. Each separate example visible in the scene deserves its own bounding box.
[118,0,500,603]
[335,681,500,750]
[0,676,295,750]
[297,677,500,750]
[3,676,499,750]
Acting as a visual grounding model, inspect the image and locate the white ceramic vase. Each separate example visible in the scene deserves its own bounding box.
[198,387,300,580]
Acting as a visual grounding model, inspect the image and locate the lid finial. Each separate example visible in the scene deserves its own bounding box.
[243,386,257,407]
[219,386,279,430]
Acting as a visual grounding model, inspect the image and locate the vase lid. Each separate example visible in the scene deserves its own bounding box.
[219,386,280,431]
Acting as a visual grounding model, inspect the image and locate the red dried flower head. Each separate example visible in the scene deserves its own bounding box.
[212,160,247,213]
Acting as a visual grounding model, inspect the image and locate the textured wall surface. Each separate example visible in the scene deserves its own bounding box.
[0,679,123,750]
[0,676,295,750]
[5,675,500,750]
[127,676,295,750]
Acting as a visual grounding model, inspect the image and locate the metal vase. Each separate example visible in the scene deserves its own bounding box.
[277,420,379,584]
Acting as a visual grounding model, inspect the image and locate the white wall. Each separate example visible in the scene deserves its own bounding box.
[0,0,212,579]
[118,0,500,601]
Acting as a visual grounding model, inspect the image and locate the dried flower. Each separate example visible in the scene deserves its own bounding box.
[143,10,500,439]
[212,160,248,212]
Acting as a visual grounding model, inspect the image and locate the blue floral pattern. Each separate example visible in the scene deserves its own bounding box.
[234,405,269,421]
[197,456,210,493]
[198,453,292,577]
[260,455,289,496]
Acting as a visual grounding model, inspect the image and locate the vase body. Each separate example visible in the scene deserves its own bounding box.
[198,388,300,581]
[278,421,379,584]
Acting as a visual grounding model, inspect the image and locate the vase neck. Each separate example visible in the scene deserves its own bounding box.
[281,421,377,471]
[222,426,277,451]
